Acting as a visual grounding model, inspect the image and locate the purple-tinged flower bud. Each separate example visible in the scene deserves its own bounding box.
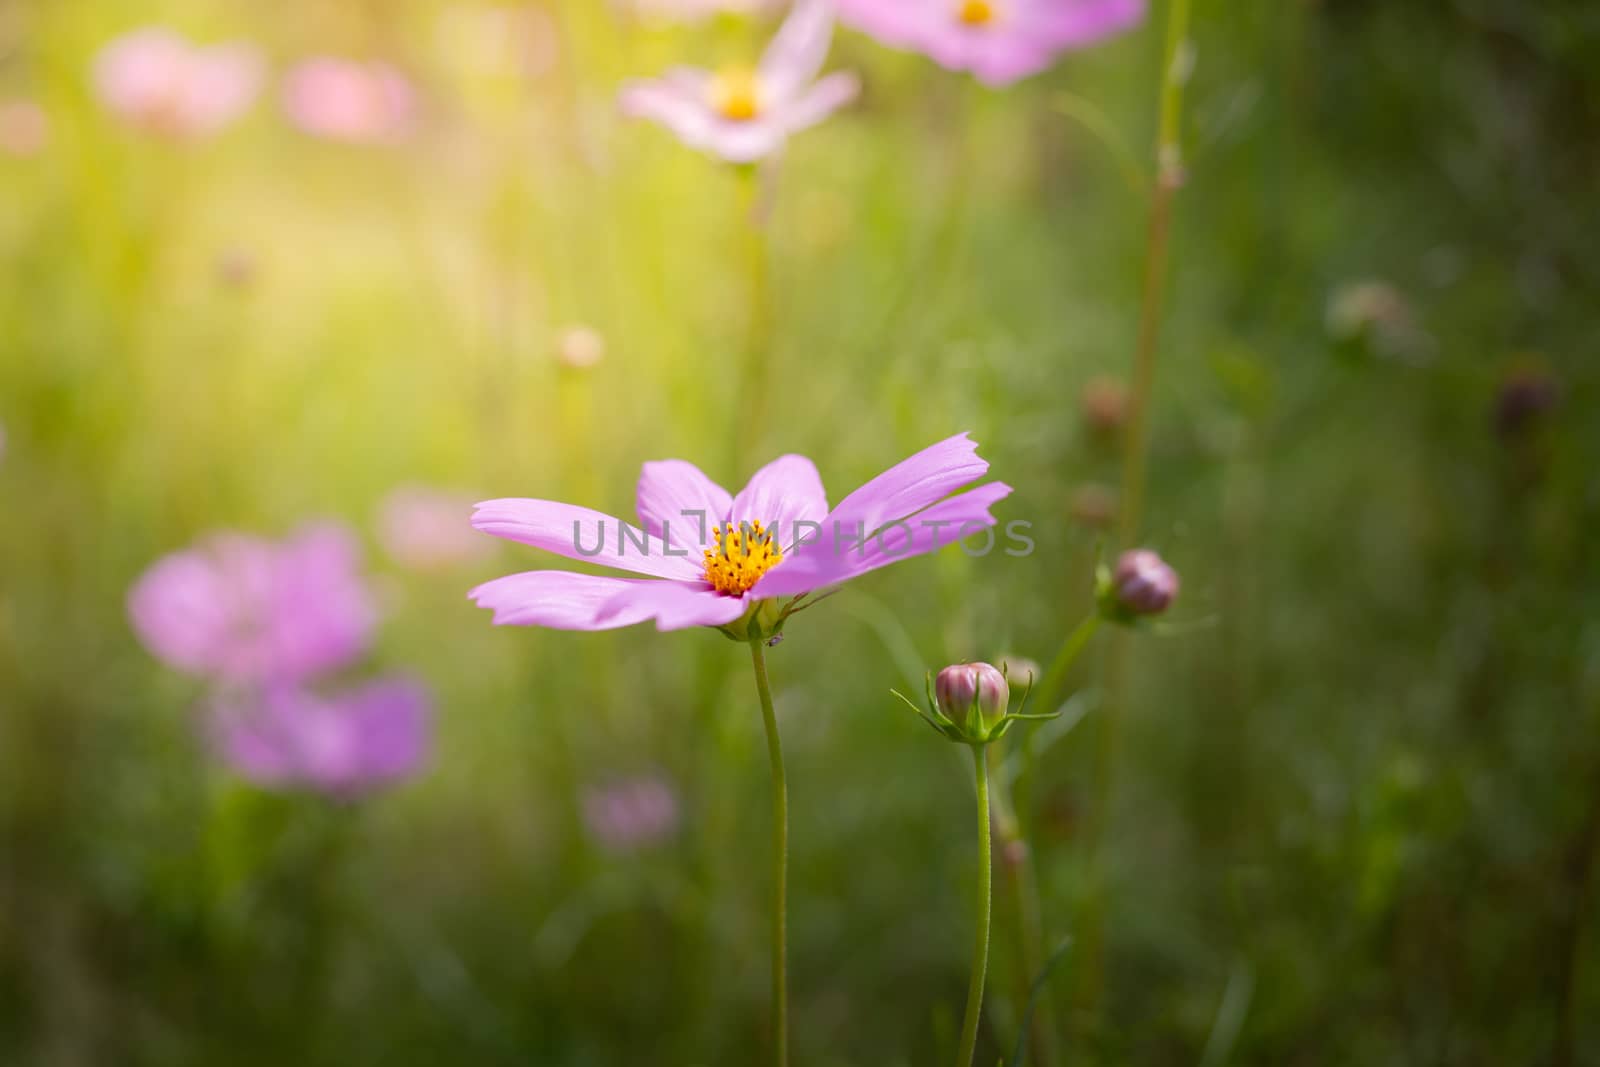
[1110,549,1179,617]
[935,662,1009,734]
[1493,366,1560,439]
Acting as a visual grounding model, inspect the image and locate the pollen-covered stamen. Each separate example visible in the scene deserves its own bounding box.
[702,520,783,597]
[957,0,996,25]
[708,66,763,121]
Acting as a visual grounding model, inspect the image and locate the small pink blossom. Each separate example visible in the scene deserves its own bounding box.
[210,677,431,797]
[619,0,860,163]
[836,0,1145,86]
[128,523,379,684]
[92,28,262,138]
[377,486,495,572]
[582,776,681,851]
[0,100,49,157]
[283,58,416,144]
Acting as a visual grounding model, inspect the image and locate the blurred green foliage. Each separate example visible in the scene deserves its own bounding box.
[2,0,1598,1064]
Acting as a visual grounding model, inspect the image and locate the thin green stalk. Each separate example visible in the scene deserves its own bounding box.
[1118,0,1192,541]
[1084,0,1194,1020]
[987,746,1059,1067]
[956,745,993,1067]
[1034,614,1103,719]
[735,167,773,456]
[748,638,788,1067]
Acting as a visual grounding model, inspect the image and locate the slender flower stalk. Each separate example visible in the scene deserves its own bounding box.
[736,166,774,456]
[897,663,1055,1067]
[1118,0,1192,544]
[1034,613,1102,719]
[1083,0,1193,1018]
[986,749,1058,1067]
[956,744,992,1067]
[988,614,1101,1065]
[748,638,788,1066]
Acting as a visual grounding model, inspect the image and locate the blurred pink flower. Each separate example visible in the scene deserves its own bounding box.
[619,0,860,163]
[128,523,379,684]
[836,0,1145,86]
[377,486,495,572]
[283,58,416,143]
[582,776,681,850]
[210,677,431,796]
[92,28,263,138]
[0,100,49,157]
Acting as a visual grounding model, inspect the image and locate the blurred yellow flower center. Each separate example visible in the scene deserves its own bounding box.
[958,0,995,25]
[710,67,763,121]
[703,520,782,596]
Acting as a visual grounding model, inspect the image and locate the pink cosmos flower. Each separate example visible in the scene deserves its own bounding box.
[0,100,49,157]
[210,677,431,797]
[836,0,1145,86]
[283,58,416,143]
[128,523,379,684]
[619,0,860,163]
[582,775,682,851]
[377,486,496,572]
[92,28,262,138]
[470,432,1011,632]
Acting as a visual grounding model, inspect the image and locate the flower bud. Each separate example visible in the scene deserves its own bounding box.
[1080,376,1129,437]
[1493,365,1559,439]
[1110,549,1179,617]
[556,325,605,370]
[935,662,1009,735]
[995,654,1040,689]
[1068,482,1117,530]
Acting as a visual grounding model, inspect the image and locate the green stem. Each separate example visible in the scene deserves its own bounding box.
[1033,614,1103,719]
[956,745,993,1067]
[749,638,788,1067]
[988,746,1060,1067]
[1118,0,1192,545]
[1080,0,1194,1023]
[735,167,773,457]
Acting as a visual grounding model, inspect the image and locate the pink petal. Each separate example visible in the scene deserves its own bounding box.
[729,454,829,550]
[636,459,732,550]
[962,38,1059,87]
[182,44,263,133]
[596,579,747,631]
[622,76,790,163]
[1029,0,1147,48]
[470,570,683,630]
[210,678,431,796]
[825,432,991,539]
[777,71,860,134]
[619,75,717,142]
[754,481,1013,596]
[472,498,704,580]
[759,0,837,102]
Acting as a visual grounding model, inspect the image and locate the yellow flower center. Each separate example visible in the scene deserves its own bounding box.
[957,0,996,25]
[702,520,782,597]
[709,67,763,121]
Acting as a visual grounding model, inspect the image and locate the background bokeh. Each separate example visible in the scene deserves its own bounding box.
[2,0,1598,1064]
